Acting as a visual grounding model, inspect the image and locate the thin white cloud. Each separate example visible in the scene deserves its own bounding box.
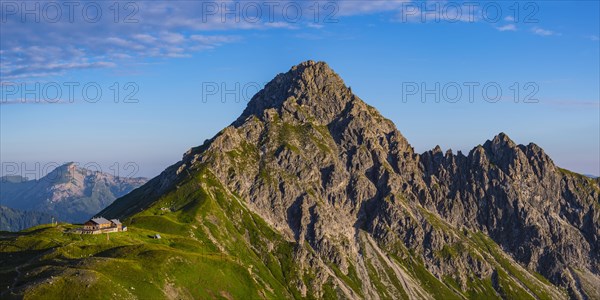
[586,35,600,41]
[395,2,481,23]
[133,34,158,44]
[264,22,298,29]
[531,27,557,36]
[3,61,116,79]
[544,99,600,108]
[496,24,517,32]
[160,32,186,44]
[2,0,348,81]
[337,0,410,17]
[307,23,324,29]
[190,35,239,45]
[2,0,565,82]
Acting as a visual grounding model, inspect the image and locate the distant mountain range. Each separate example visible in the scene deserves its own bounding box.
[0,206,55,232]
[0,162,147,230]
[1,62,598,299]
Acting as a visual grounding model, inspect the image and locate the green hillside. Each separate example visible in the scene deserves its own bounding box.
[0,165,565,299]
[0,206,56,232]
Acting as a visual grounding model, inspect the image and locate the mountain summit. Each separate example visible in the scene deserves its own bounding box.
[237,60,353,125]
[3,62,598,299]
[101,61,599,298]
[0,162,147,225]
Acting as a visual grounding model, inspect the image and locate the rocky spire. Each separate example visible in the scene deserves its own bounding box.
[236,60,355,126]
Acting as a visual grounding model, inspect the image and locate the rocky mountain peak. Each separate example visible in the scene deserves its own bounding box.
[478,132,557,173]
[236,60,354,126]
[97,62,598,299]
[477,132,519,166]
[486,132,516,148]
[1,162,147,224]
[43,162,79,181]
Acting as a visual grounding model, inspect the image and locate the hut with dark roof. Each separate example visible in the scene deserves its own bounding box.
[83,217,112,231]
[81,217,125,234]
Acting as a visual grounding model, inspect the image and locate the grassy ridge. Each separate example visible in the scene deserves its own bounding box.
[0,167,303,299]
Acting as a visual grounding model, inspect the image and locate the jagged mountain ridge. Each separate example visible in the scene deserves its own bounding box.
[2,61,597,299]
[1,162,147,224]
[99,61,598,298]
[420,133,600,295]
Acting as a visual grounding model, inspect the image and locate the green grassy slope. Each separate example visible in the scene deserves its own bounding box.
[1,167,323,299]
[0,166,566,299]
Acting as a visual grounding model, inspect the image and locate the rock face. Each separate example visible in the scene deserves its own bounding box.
[1,162,147,225]
[420,134,600,298]
[101,61,598,299]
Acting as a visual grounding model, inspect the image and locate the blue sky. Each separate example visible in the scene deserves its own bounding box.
[1,0,599,178]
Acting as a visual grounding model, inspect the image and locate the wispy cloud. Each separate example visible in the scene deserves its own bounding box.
[496,24,517,32]
[586,35,600,41]
[531,27,558,36]
[0,31,241,81]
[544,99,600,108]
[337,0,409,17]
[395,3,481,23]
[0,1,317,82]
[0,0,571,82]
